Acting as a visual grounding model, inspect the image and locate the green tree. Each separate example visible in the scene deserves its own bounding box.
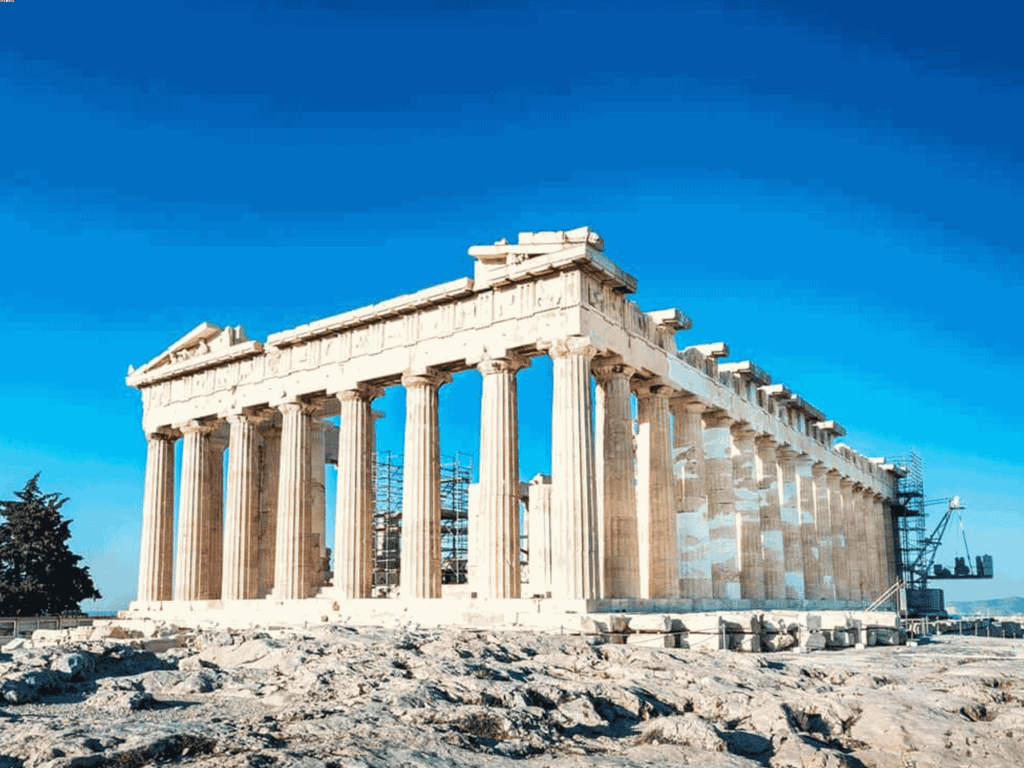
[0,475,101,616]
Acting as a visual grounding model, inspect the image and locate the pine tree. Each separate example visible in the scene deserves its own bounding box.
[0,474,102,616]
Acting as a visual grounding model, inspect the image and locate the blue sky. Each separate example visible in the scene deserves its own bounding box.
[0,0,1020,611]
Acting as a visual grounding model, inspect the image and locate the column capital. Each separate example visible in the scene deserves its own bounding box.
[633,381,673,400]
[335,383,384,403]
[539,335,598,361]
[145,427,179,442]
[702,410,733,429]
[729,422,759,441]
[669,394,707,415]
[776,444,799,461]
[401,367,452,389]
[277,400,319,417]
[225,410,271,428]
[476,352,530,376]
[175,419,219,436]
[839,476,855,489]
[811,462,829,478]
[754,434,777,449]
[591,356,637,382]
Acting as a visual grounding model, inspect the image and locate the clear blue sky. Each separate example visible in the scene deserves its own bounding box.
[1,1,1020,612]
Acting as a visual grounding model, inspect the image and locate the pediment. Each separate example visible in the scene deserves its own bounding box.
[128,322,254,379]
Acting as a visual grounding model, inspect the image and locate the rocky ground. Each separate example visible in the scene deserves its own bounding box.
[1,623,1023,768]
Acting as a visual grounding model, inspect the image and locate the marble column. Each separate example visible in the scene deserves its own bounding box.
[174,420,216,601]
[546,337,599,600]
[204,431,227,600]
[704,411,740,600]
[672,397,711,599]
[881,498,898,590]
[731,425,764,601]
[257,422,281,598]
[333,386,378,600]
[852,484,873,600]
[222,412,263,600]
[635,384,678,599]
[827,470,850,601]
[871,492,889,597]
[527,476,554,596]
[840,479,862,601]
[401,369,449,599]
[273,401,315,600]
[812,463,836,601]
[755,436,785,601]
[796,455,823,601]
[137,430,176,602]
[309,420,327,592]
[776,446,805,600]
[476,354,527,599]
[594,359,640,599]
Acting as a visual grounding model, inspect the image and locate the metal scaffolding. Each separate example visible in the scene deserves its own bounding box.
[891,451,926,589]
[371,450,473,592]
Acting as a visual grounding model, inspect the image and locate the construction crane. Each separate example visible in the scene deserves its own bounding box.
[913,496,994,583]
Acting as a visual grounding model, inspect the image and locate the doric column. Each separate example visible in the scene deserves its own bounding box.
[776,445,805,600]
[401,369,449,599]
[308,420,328,593]
[222,412,264,600]
[526,475,553,596]
[545,337,599,600]
[593,359,640,599]
[273,401,316,600]
[731,424,764,601]
[257,421,281,598]
[796,455,823,601]
[881,497,898,591]
[333,386,378,599]
[704,411,740,600]
[635,383,678,599]
[852,484,874,600]
[840,478,862,601]
[672,397,711,599]
[137,430,177,602]
[755,436,784,601]
[174,420,217,601]
[476,354,528,599]
[812,463,836,601]
[204,430,227,600]
[870,491,888,597]
[827,470,850,601]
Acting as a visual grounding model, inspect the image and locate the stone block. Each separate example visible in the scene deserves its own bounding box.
[628,614,673,633]
[608,615,630,633]
[625,632,676,648]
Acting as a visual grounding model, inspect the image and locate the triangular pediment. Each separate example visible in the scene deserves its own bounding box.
[129,322,250,377]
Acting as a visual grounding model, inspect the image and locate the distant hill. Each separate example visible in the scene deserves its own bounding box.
[945,596,1024,616]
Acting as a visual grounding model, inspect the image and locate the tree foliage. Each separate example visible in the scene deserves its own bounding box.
[0,474,101,617]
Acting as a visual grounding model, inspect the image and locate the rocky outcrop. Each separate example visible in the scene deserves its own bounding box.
[0,624,1022,767]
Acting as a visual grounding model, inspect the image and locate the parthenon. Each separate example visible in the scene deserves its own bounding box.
[127,227,903,621]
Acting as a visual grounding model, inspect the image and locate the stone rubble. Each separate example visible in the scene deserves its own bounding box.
[0,622,1021,768]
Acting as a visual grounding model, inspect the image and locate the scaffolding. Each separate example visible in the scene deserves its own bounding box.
[371,450,473,592]
[891,451,926,589]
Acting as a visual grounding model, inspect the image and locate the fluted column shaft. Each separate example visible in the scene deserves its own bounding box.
[222,413,263,600]
[203,433,227,600]
[840,480,862,601]
[401,370,448,599]
[812,464,836,601]
[755,436,784,601]
[636,385,678,599]
[547,337,599,600]
[527,477,554,595]
[334,387,377,599]
[274,402,314,599]
[881,498,898,591]
[672,398,711,599]
[476,355,527,599]
[827,471,850,600]
[257,424,281,598]
[704,412,739,600]
[796,455,823,600]
[777,446,805,600]
[732,426,764,601]
[138,431,176,602]
[853,485,874,600]
[869,493,887,597]
[309,421,328,592]
[594,361,640,599]
[174,421,215,601]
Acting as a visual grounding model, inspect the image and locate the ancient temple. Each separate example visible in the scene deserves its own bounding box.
[126,227,903,621]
